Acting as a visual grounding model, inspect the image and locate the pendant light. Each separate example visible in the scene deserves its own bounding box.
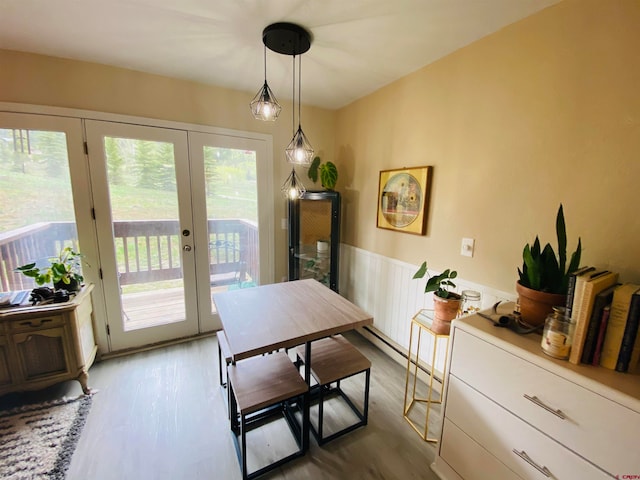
[285,54,314,166]
[249,45,281,121]
[256,22,313,198]
[281,54,306,198]
[280,167,306,200]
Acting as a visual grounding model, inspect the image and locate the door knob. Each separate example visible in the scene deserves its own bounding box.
[183,245,192,252]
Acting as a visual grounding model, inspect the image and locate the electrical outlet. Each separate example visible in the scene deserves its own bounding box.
[461,238,475,257]
[281,218,288,230]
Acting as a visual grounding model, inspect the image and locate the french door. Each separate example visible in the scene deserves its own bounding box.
[0,107,273,353]
[85,121,198,350]
[85,120,273,350]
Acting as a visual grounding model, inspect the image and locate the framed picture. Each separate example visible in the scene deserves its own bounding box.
[377,166,432,235]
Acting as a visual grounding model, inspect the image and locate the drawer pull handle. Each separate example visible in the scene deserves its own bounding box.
[523,394,566,420]
[512,449,552,477]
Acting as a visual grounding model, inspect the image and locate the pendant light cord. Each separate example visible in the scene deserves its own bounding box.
[292,54,296,135]
[263,45,267,81]
[298,54,302,129]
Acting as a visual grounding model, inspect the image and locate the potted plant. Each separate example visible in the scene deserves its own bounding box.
[516,204,581,327]
[16,247,84,293]
[308,156,338,190]
[413,261,461,334]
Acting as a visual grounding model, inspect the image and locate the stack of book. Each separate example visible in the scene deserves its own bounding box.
[566,267,640,373]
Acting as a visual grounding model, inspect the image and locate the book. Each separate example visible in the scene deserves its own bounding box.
[580,283,618,364]
[600,283,640,370]
[568,271,619,364]
[592,305,611,366]
[626,320,640,374]
[615,289,640,372]
[565,266,594,317]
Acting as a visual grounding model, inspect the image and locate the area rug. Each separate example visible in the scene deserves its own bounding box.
[0,395,93,480]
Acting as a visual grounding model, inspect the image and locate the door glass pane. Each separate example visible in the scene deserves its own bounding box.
[104,137,185,330]
[0,129,79,292]
[204,147,258,311]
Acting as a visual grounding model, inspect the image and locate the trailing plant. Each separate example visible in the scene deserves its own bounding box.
[308,156,338,190]
[518,204,581,294]
[413,261,459,299]
[16,247,84,289]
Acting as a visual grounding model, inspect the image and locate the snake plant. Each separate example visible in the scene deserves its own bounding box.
[518,204,582,294]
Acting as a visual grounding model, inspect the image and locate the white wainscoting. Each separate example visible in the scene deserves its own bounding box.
[339,244,516,376]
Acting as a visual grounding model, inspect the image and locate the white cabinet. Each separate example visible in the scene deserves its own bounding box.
[432,311,640,480]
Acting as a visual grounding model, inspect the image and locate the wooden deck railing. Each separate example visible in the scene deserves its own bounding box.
[0,219,259,291]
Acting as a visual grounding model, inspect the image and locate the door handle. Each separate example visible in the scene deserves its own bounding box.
[183,245,192,252]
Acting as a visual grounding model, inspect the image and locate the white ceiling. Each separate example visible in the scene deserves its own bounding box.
[0,0,559,110]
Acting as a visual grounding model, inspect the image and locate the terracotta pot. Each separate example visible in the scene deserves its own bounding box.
[516,281,566,328]
[432,293,462,335]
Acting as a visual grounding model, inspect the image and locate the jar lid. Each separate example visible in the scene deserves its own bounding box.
[461,290,481,300]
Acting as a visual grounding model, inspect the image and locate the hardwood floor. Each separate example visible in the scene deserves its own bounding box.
[0,332,442,480]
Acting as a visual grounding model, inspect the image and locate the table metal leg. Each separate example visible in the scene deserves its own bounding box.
[303,340,311,452]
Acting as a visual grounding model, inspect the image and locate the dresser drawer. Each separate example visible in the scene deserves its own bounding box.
[10,315,64,332]
[450,329,640,476]
[446,375,610,480]
[440,418,520,480]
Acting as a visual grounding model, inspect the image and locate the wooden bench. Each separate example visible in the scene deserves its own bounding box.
[228,351,308,480]
[296,335,371,445]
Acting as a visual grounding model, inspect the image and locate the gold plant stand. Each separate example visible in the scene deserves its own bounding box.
[403,309,450,442]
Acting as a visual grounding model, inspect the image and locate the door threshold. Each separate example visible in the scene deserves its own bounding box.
[100,331,217,360]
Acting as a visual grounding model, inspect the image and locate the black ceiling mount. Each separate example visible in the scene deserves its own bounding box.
[263,22,312,56]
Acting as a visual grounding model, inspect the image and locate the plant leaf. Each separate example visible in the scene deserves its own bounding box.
[308,156,320,183]
[412,261,428,279]
[556,204,567,276]
[320,161,338,190]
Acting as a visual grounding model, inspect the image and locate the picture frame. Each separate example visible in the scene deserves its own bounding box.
[377,166,432,235]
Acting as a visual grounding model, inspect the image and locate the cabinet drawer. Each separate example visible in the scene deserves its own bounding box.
[440,419,521,480]
[446,375,610,480]
[10,315,64,332]
[450,329,640,476]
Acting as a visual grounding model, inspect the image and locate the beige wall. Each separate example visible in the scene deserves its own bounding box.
[0,49,337,283]
[2,0,639,296]
[335,0,640,294]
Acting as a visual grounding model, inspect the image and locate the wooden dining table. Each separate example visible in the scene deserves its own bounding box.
[212,278,374,451]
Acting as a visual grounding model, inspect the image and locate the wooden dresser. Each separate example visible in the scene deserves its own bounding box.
[432,310,640,480]
[0,284,97,395]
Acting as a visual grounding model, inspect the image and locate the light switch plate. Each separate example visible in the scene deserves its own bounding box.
[461,238,475,257]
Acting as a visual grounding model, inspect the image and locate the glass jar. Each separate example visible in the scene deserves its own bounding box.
[540,306,574,360]
[461,290,482,315]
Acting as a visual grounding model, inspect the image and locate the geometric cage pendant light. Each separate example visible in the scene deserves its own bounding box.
[285,53,314,166]
[250,45,282,121]
[253,23,314,166]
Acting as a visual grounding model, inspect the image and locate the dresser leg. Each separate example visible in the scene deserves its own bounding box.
[78,370,91,394]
